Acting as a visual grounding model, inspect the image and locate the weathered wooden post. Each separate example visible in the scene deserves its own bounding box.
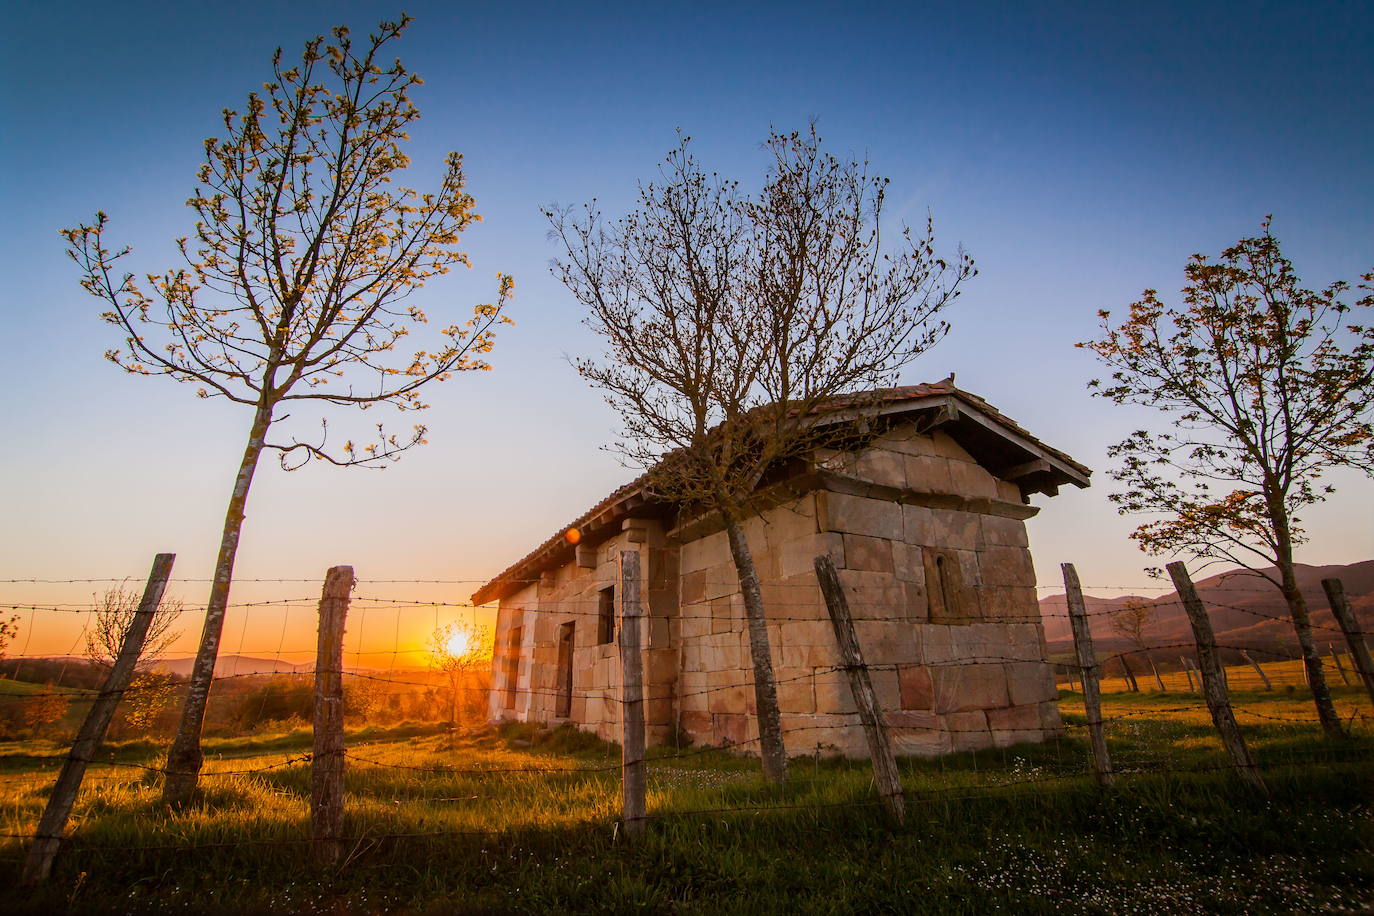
[1180,657,1197,692]
[1323,578,1374,706]
[1167,562,1266,793]
[619,550,647,838]
[1329,644,1351,686]
[21,553,175,886]
[312,565,353,866]
[815,555,906,825]
[1240,651,1273,691]
[1062,563,1113,788]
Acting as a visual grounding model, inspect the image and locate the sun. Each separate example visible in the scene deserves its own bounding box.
[444,629,472,658]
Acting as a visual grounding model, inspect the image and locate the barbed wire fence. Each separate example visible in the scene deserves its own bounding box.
[1,553,1371,882]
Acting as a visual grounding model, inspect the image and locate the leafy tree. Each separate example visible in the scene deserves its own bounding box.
[549,127,973,781]
[63,16,513,804]
[1081,221,1373,737]
[0,615,17,660]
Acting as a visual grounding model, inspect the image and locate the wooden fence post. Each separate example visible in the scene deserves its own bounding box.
[1061,563,1113,788]
[1329,644,1351,686]
[1240,651,1272,691]
[21,553,175,886]
[1323,578,1374,706]
[312,565,353,866]
[1149,657,1166,692]
[619,550,647,838]
[1181,657,1196,692]
[815,555,906,825]
[1166,562,1266,793]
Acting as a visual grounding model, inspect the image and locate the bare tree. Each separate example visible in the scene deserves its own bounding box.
[1109,600,1160,691]
[83,586,184,732]
[84,585,183,674]
[63,17,513,804]
[429,621,492,729]
[549,127,974,782]
[1081,221,1373,737]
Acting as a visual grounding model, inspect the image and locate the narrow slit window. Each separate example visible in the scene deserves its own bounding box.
[555,621,575,718]
[598,586,616,645]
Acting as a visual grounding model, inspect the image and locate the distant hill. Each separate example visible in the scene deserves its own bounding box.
[152,655,309,677]
[1039,559,1374,656]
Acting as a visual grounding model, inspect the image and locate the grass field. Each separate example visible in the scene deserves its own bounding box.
[1,688,1371,914]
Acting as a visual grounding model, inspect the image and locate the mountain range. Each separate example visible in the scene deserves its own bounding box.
[1038,559,1374,656]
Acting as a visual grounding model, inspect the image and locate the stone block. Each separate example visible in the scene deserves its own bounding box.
[1038,700,1064,734]
[995,479,1024,504]
[701,563,738,601]
[898,665,935,709]
[885,709,940,730]
[948,459,998,499]
[646,648,677,686]
[980,586,1038,621]
[945,709,992,751]
[890,726,951,757]
[708,683,752,715]
[903,582,930,622]
[903,454,954,493]
[681,531,732,574]
[814,671,857,714]
[891,541,922,582]
[855,448,906,489]
[680,607,711,640]
[807,643,840,668]
[646,697,675,725]
[778,676,816,714]
[978,545,1037,588]
[680,709,712,739]
[715,713,751,746]
[931,663,1009,713]
[1005,661,1057,706]
[711,596,733,634]
[986,703,1044,747]
[902,504,935,549]
[932,509,981,550]
[779,532,844,578]
[869,667,901,709]
[877,424,939,457]
[841,533,895,573]
[852,620,917,666]
[649,616,672,648]
[930,431,974,462]
[760,497,819,544]
[822,492,903,540]
[778,619,833,647]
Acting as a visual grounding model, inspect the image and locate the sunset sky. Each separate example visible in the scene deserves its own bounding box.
[1,1,1370,662]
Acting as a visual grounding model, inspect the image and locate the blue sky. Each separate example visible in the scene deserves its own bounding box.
[1,1,1370,653]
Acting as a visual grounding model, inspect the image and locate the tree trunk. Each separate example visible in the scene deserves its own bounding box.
[1273,538,1344,739]
[721,511,788,784]
[163,401,274,805]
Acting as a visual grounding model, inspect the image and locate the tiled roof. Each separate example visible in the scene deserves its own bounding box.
[470,382,1089,605]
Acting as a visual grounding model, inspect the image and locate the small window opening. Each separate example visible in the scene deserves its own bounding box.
[502,626,522,710]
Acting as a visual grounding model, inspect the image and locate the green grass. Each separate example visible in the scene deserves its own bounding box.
[1,694,1370,914]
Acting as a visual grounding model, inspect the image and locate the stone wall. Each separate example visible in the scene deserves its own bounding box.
[489,417,1062,757]
[488,518,679,744]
